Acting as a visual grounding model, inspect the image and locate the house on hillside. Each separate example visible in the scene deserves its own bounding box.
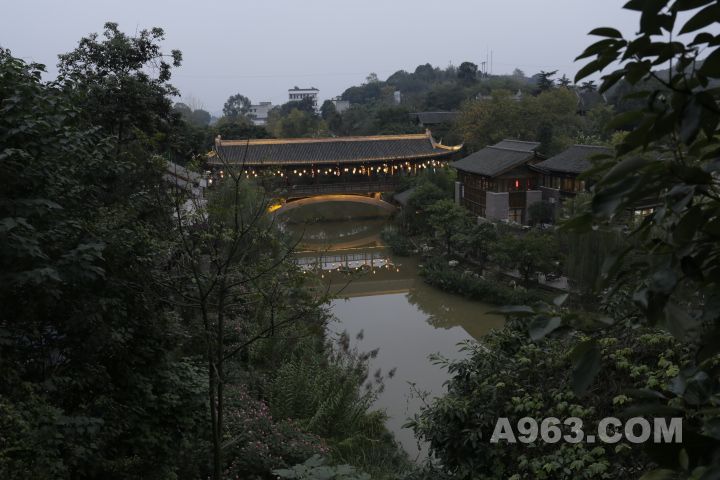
[331,97,351,113]
[451,140,544,223]
[288,86,319,109]
[248,102,273,126]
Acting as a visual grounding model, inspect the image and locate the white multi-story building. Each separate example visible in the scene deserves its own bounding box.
[288,86,319,108]
[248,101,273,126]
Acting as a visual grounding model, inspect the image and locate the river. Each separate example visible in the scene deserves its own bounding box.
[279,199,504,458]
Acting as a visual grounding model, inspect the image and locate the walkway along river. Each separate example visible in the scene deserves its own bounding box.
[278,199,504,457]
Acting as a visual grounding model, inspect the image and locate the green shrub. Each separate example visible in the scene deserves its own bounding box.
[224,385,328,479]
[419,259,548,305]
[268,337,409,478]
[409,325,690,479]
[381,226,415,256]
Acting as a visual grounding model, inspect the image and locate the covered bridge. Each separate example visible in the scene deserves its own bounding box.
[207,131,462,198]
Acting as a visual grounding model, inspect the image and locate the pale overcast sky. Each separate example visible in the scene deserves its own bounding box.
[2,0,639,113]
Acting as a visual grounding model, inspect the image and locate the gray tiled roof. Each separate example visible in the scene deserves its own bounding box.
[534,145,612,175]
[450,140,540,177]
[210,134,460,166]
[492,140,541,152]
[410,111,459,125]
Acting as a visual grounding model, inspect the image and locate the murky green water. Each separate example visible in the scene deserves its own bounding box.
[279,199,504,458]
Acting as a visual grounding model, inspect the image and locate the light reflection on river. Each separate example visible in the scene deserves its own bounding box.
[279,200,504,458]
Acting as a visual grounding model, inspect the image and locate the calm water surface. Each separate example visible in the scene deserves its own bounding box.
[280,200,504,457]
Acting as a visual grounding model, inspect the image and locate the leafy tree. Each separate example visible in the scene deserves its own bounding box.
[493,230,560,284]
[276,96,318,116]
[582,103,616,141]
[1,48,207,479]
[579,80,597,92]
[320,100,343,134]
[427,199,473,256]
[526,200,556,225]
[403,182,448,233]
[57,22,182,154]
[223,93,251,119]
[424,83,468,111]
[173,101,193,120]
[563,228,625,298]
[414,63,437,82]
[558,1,720,475]
[372,106,418,134]
[269,108,324,138]
[341,82,383,105]
[320,99,337,119]
[535,70,558,92]
[213,116,271,141]
[453,223,499,271]
[458,88,580,153]
[457,61,478,83]
[410,323,689,479]
[558,73,573,88]
[190,108,211,126]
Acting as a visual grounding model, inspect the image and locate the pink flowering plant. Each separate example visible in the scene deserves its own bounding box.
[223,386,329,479]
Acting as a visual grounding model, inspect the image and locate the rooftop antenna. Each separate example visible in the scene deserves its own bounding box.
[486,47,489,77]
[491,50,493,75]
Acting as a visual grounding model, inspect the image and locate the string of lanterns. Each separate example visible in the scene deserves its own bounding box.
[214,160,448,180]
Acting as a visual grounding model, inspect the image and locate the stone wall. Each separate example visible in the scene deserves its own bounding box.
[485,191,509,221]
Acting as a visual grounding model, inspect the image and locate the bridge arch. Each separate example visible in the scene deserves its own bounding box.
[272,194,397,217]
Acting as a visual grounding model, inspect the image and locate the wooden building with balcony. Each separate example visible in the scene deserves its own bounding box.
[532,144,612,203]
[451,140,544,224]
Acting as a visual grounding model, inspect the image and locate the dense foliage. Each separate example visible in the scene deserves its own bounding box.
[0,45,208,479]
[0,26,407,480]
[410,323,690,479]
[411,2,720,480]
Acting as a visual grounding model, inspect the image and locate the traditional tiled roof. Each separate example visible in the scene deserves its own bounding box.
[209,133,461,166]
[533,144,612,175]
[451,140,541,177]
[491,140,540,152]
[410,111,459,125]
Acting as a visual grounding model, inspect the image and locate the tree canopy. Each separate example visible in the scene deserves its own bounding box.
[223,93,252,119]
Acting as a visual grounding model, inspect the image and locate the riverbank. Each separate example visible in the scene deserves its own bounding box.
[381,227,553,306]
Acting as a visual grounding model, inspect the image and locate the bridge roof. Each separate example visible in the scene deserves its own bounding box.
[209,132,461,166]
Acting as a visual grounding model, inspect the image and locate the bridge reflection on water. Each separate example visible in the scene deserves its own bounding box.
[281,200,504,456]
[295,247,416,299]
[296,247,397,272]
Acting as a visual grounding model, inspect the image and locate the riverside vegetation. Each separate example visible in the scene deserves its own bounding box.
[0,29,407,480]
[3,1,720,478]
